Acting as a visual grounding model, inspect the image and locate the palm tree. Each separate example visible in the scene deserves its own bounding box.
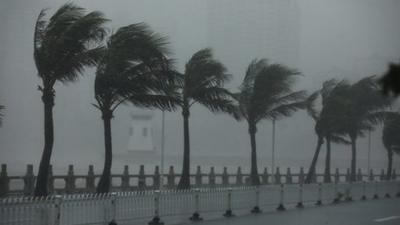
[382,112,400,179]
[235,59,307,185]
[176,48,236,189]
[33,3,108,196]
[94,23,178,193]
[305,79,350,183]
[342,76,392,181]
[380,62,400,96]
[0,105,4,126]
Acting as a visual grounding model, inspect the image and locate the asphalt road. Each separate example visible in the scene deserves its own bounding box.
[181,198,400,225]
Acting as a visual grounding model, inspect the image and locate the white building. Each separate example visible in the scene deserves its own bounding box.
[127,111,155,153]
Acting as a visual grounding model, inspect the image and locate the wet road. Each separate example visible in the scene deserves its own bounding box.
[181,198,400,225]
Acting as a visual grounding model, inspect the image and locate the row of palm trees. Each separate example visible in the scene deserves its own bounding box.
[18,3,398,196]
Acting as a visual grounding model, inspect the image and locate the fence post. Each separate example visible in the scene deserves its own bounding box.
[286,168,292,184]
[65,165,75,194]
[236,167,243,186]
[153,166,160,190]
[190,188,203,221]
[334,168,340,183]
[380,169,385,181]
[275,167,281,185]
[209,167,216,187]
[276,184,286,211]
[86,165,96,192]
[223,188,234,217]
[54,195,62,225]
[195,166,202,187]
[296,183,304,208]
[109,193,117,225]
[0,164,10,197]
[167,166,175,188]
[138,165,146,190]
[262,167,269,185]
[361,181,367,200]
[24,164,35,196]
[392,169,396,180]
[369,169,374,181]
[373,181,379,199]
[148,190,163,225]
[298,167,304,184]
[315,183,322,205]
[222,167,229,186]
[251,186,261,213]
[121,165,130,191]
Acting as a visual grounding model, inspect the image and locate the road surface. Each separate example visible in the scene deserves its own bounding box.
[181,198,400,225]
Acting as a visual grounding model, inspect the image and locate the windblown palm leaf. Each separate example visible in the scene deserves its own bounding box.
[94,23,179,193]
[235,59,307,185]
[33,3,108,196]
[176,48,236,189]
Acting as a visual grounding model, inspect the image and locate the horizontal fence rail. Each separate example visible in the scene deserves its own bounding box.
[0,164,398,197]
[1,181,399,225]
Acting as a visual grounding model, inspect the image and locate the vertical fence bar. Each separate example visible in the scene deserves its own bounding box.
[296,184,304,208]
[316,183,322,205]
[148,190,163,225]
[276,184,286,211]
[223,188,234,217]
[190,188,202,221]
[251,186,261,213]
[361,181,367,200]
[109,193,117,225]
[333,182,339,203]
[345,182,353,201]
[373,181,379,199]
[54,195,62,225]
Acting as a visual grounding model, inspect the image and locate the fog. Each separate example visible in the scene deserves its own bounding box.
[1,0,400,175]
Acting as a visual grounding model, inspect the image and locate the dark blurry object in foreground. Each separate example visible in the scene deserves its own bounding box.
[380,62,400,96]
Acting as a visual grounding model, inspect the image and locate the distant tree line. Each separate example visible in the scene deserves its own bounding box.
[0,3,397,196]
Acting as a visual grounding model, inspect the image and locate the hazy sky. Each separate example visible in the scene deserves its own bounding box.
[1,0,400,174]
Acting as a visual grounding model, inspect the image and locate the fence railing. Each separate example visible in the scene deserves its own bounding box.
[0,164,398,196]
[1,181,399,225]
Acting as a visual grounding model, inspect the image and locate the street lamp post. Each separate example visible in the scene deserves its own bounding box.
[271,119,276,182]
[160,110,165,190]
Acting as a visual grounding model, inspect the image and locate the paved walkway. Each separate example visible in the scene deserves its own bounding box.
[181,198,400,225]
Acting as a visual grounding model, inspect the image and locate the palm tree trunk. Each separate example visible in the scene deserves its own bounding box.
[178,106,191,189]
[249,122,260,185]
[35,88,55,197]
[323,135,331,183]
[386,149,393,180]
[97,110,113,193]
[350,136,357,182]
[305,136,323,184]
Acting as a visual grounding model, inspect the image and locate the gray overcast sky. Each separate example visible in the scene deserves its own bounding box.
[1,0,400,174]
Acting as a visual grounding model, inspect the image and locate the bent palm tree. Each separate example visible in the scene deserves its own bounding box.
[33,3,108,196]
[176,48,236,189]
[235,59,307,185]
[382,112,400,179]
[94,23,178,193]
[342,76,392,181]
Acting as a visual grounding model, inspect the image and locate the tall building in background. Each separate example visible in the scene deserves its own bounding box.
[206,0,300,81]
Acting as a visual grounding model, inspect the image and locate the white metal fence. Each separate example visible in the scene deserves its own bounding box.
[1,181,399,225]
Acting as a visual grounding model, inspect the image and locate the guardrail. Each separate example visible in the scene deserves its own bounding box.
[1,181,399,225]
[0,164,397,196]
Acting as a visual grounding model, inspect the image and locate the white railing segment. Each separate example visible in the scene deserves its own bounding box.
[0,181,399,225]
